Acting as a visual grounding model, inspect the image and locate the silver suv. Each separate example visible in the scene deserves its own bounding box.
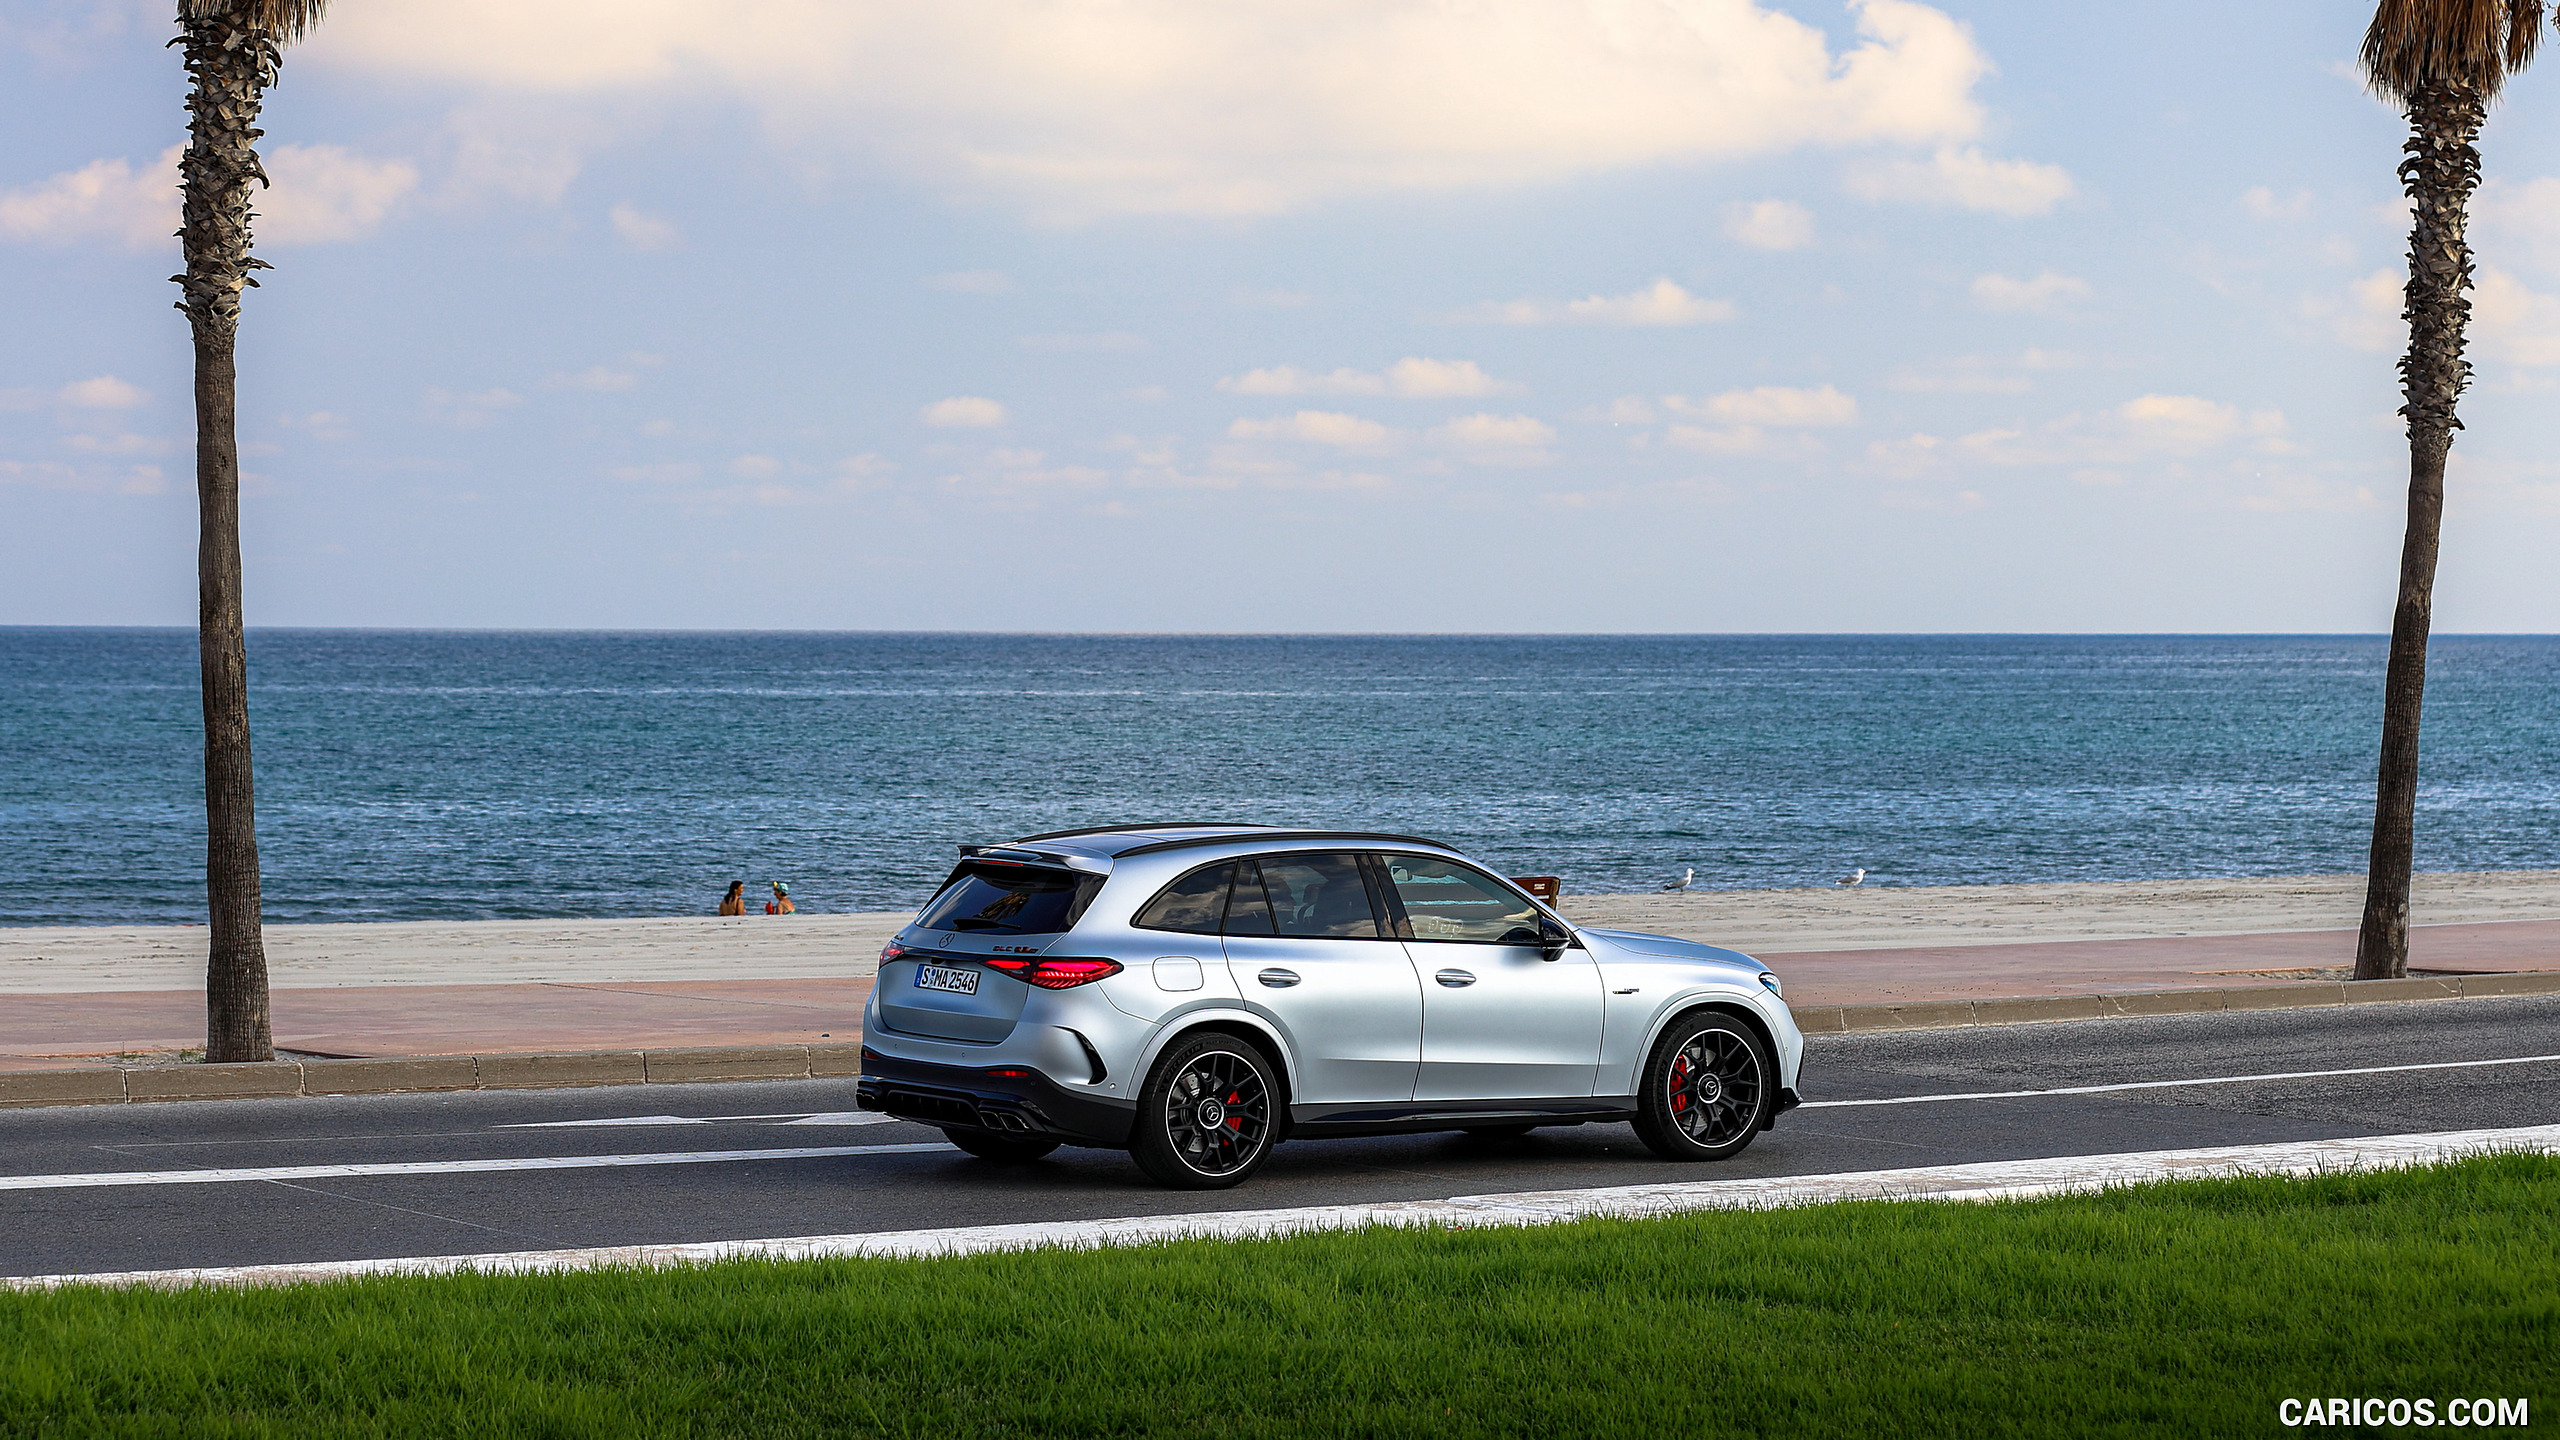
[855,823,1804,1189]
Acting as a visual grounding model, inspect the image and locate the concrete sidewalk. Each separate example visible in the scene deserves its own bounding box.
[6,919,2554,1072]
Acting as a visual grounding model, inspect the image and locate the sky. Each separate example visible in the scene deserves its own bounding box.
[3,0,2557,633]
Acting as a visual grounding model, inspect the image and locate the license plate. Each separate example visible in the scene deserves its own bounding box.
[913,964,980,996]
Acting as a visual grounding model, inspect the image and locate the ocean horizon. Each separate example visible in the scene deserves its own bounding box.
[5,627,2556,927]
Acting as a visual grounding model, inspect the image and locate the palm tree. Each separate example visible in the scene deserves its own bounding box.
[2351,0,2545,981]
[175,0,331,1061]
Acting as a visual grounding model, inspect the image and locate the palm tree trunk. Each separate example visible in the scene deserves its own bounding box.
[178,7,281,1060]
[2355,81,2483,983]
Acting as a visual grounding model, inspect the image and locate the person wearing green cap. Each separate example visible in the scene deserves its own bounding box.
[767,881,795,915]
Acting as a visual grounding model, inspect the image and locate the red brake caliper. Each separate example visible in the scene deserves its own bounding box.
[1668,1055,1690,1112]
[1226,1091,1243,1131]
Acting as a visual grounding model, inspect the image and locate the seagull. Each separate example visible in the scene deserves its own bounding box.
[1836,868,1866,887]
[1659,868,1694,892]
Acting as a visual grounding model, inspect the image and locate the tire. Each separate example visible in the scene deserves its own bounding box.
[1630,1011,1773,1162]
[942,1126,1061,1163]
[1128,1033,1283,1190]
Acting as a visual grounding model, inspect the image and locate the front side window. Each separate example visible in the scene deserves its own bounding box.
[1379,855,1540,944]
[1132,862,1234,934]
[917,861,1103,935]
[1252,852,1380,939]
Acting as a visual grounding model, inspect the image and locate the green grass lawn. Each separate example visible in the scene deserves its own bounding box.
[5,1155,2556,1438]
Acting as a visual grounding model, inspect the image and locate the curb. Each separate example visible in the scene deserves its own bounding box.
[4,972,2556,1111]
[1791,970,2560,1035]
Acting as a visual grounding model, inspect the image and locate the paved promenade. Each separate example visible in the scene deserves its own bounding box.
[4,871,2555,1069]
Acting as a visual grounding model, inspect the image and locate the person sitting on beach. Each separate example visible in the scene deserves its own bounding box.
[719,880,747,916]
[767,881,795,915]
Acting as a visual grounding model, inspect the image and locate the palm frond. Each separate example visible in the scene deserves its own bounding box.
[179,0,332,44]
[2362,0,2546,104]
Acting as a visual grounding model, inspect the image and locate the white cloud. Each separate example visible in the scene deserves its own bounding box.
[2335,263,2560,365]
[423,386,524,427]
[1971,270,2090,314]
[306,0,1997,220]
[1723,198,1815,250]
[2335,268,2405,351]
[1227,410,1394,447]
[1886,357,2028,393]
[727,454,782,478]
[2473,266,2560,367]
[2240,186,2312,222]
[2115,394,2283,452]
[2474,177,2560,273]
[1667,424,1799,455]
[1219,357,1513,398]
[63,432,169,457]
[0,458,167,495]
[1845,144,2074,216]
[1464,278,1734,327]
[440,104,592,205]
[922,395,1008,427]
[1583,396,1659,424]
[1669,384,1859,427]
[1431,413,1555,449]
[260,145,419,243]
[58,376,149,409]
[926,269,1012,293]
[608,201,680,251]
[0,148,173,247]
[549,365,640,392]
[0,142,415,248]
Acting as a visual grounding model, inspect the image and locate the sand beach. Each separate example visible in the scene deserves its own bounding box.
[5,869,2557,995]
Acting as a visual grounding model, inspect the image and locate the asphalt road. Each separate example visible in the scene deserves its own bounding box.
[7,996,2558,1279]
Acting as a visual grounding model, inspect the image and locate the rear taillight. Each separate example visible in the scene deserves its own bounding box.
[981,956,1123,989]
[880,941,911,965]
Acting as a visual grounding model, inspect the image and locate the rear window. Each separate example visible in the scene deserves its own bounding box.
[917,862,1104,935]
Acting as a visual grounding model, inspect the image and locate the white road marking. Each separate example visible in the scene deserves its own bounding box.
[0,1143,951,1192]
[1803,1052,2560,1109]
[494,1111,905,1129]
[14,1124,2559,1290]
[495,1115,713,1129]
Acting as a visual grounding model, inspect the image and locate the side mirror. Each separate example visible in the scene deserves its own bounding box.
[1538,916,1578,958]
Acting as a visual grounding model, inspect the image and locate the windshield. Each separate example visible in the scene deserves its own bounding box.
[916,862,1104,935]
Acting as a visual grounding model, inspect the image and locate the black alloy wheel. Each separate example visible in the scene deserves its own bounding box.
[1631,1011,1771,1161]
[1129,1033,1280,1189]
[942,1126,1061,1163]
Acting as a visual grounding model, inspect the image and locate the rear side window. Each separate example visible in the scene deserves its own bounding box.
[1133,862,1234,934]
[1254,852,1379,939]
[917,862,1104,935]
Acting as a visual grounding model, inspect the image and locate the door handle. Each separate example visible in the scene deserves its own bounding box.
[1256,967,1301,988]
[1434,968,1477,988]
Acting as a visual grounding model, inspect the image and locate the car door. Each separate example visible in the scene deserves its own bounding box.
[1376,852,1603,1101]
[1219,852,1423,1106]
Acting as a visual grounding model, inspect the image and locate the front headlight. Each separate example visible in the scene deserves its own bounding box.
[1759,972,1783,998]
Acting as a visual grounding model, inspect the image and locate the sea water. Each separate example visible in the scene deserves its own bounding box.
[2,630,2555,925]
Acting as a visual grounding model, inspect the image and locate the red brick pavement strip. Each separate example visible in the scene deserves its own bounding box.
[3,923,2556,1107]
[0,978,876,1067]
[1764,919,2560,1007]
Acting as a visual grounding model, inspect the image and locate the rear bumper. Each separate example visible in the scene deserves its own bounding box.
[856,1048,1136,1147]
